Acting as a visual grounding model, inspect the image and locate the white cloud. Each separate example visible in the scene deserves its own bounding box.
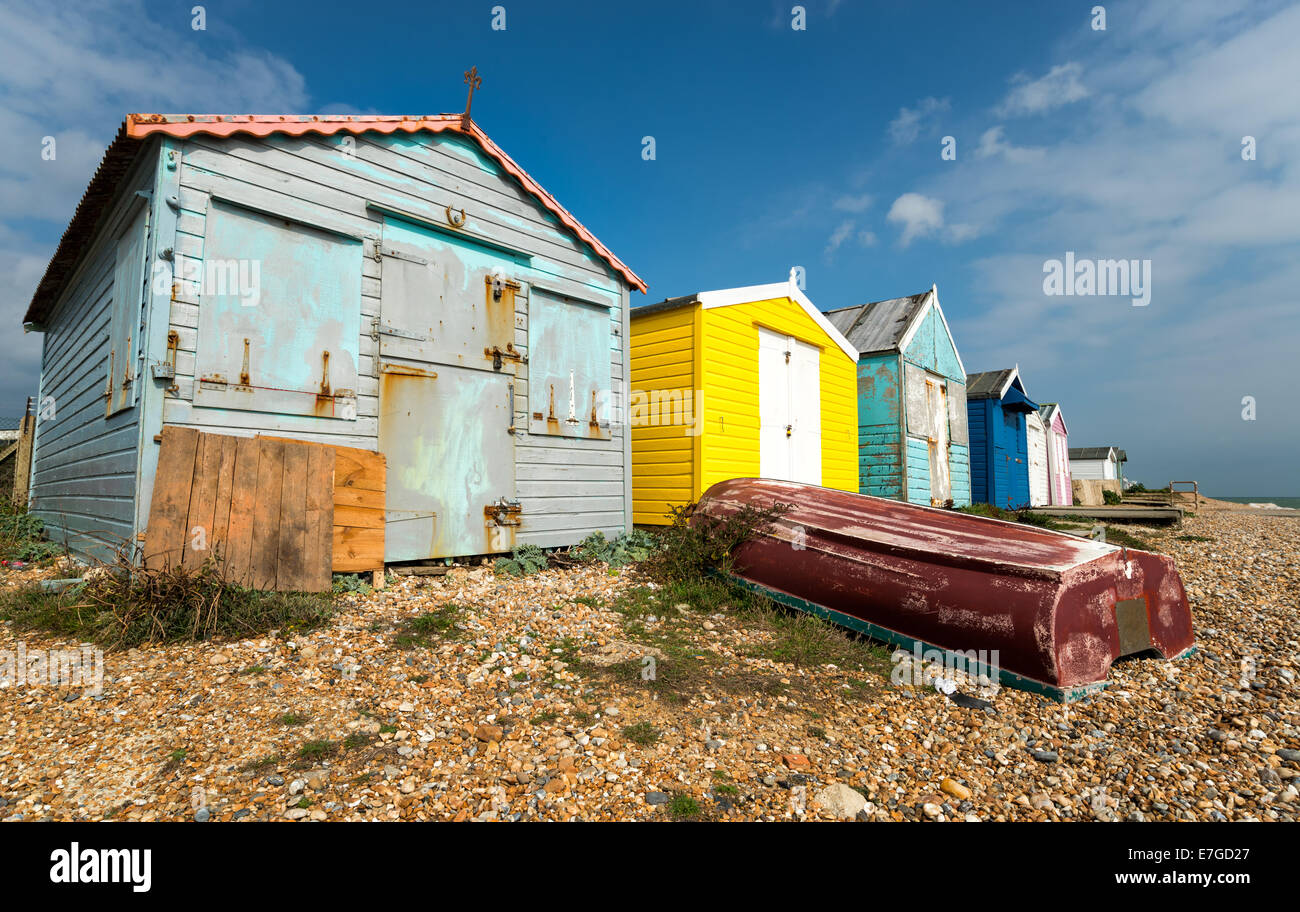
[0,0,314,408]
[824,219,856,257]
[886,193,944,245]
[888,97,950,145]
[823,218,879,260]
[1133,1,1300,131]
[832,193,873,213]
[995,63,1088,117]
[974,125,1046,164]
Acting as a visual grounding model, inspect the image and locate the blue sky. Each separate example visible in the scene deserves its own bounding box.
[1,0,1297,493]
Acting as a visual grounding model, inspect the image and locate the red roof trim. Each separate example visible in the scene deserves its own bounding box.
[24,113,644,324]
[123,114,645,292]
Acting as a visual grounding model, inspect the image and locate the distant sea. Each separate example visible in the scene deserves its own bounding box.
[1215,496,1300,510]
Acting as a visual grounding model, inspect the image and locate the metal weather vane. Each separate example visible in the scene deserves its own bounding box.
[463,66,482,125]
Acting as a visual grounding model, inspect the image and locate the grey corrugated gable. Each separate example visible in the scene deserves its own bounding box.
[966,369,1016,399]
[823,291,930,354]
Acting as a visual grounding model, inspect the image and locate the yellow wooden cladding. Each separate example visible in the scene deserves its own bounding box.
[630,294,857,524]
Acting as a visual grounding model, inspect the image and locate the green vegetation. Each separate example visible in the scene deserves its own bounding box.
[1102,525,1157,552]
[331,573,373,596]
[569,530,657,568]
[240,753,282,772]
[296,739,337,762]
[0,506,62,563]
[621,722,661,746]
[1102,489,1123,505]
[0,555,333,650]
[558,501,892,704]
[278,712,311,726]
[641,500,792,584]
[667,794,701,819]
[393,603,465,648]
[494,544,549,577]
[342,732,375,750]
[1126,483,1170,494]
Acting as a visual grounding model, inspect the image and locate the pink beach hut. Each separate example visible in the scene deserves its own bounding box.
[1038,403,1072,505]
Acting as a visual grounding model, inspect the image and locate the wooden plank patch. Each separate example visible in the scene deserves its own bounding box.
[142,428,356,592]
[143,426,200,569]
[260,435,386,572]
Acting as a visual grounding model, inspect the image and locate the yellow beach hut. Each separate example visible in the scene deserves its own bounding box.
[629,272,860,524]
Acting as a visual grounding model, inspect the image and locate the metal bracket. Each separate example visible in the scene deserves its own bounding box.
[484,498,522,527]
[484,344,522,371]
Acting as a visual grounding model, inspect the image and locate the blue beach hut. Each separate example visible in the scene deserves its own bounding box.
[965,367,1039,509]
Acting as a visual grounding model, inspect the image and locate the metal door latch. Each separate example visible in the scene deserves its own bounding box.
[484,344,523,371]
[484,498,522,526]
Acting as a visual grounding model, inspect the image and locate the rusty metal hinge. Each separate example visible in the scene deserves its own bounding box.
[484,498,522,527]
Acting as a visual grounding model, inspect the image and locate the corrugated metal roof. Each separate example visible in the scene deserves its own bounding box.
[823,291,930,354]
[24,113,646,324]
[966,368,1017,399]
[630,293,700,319]
[1070,446,1116,460]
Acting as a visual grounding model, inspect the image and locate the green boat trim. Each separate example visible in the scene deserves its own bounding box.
[721,573,1194,704]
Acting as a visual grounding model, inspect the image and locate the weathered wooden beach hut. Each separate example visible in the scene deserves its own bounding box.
[21,113,644,575]
[1038,403,1072,505]
[628,274,859,524]
[823,285,971,507]
[965,368,1038,509]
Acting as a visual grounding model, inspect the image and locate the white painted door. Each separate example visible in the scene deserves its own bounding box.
[1026,412,1049,507]
[925,377,951,504]
[758,328,821,484]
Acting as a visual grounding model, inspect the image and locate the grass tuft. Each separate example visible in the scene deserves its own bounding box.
[0,548,332,650]
[393,604,465,648]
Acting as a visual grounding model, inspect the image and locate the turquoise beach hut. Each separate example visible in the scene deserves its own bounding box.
[825,285,971,507]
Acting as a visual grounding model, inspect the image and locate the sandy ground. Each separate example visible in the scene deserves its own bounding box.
[0,506,1296,822]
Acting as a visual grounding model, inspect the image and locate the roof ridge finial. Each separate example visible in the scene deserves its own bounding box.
[463,66,482,125]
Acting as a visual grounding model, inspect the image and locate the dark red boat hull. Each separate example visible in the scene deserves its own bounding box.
[695,479,1195,700]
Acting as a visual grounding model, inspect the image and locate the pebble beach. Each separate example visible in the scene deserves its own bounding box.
[1,501,1296,822]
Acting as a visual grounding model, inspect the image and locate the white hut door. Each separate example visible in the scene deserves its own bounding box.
[925,378,951,504]
[1026,414,1049,506]
[758,329,821,485]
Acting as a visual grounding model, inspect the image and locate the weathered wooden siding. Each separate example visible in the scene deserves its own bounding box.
[968,398,993,504]
[950,443,971,507]
[900,306,971,507]
[903,305,963,381]
[699,297,857,495]
[904,436,932,503]
[855,354,903,499]
[1071,457,1115,481]
[30,155,157,560]
[155,130,631,553]
[1045,410,1072,505]
[629,304,697,524]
